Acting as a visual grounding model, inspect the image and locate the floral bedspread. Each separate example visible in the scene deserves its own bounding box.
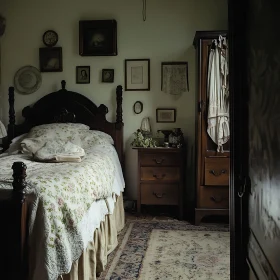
[0,144,117,280]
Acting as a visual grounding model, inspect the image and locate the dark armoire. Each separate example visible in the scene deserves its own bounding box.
[193,31,230,225]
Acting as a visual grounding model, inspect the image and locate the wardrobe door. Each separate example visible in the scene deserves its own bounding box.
[194,31,229,225]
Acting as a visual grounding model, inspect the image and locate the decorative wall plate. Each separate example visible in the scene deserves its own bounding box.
[14,66,42,94]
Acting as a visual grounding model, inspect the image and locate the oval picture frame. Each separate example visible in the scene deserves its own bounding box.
[133,101,143,114]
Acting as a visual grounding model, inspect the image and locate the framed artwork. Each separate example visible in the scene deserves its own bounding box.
[76,66,90,84]
[102,69,114,83]
[161,62,189,95]
[79,20,117,56]
[125,59,150,91]
[156,108,176,123]
[39,47,63,72]
[133,101,143,114]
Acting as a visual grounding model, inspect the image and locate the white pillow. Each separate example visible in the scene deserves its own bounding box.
[7,133,28,154]
[78,130,114,149]
[20,123,88,154]
[26,123,90,139]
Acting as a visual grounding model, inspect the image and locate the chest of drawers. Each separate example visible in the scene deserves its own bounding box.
[135,148,185,219]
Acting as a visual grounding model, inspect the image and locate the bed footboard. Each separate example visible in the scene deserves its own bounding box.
[0,162,28,279]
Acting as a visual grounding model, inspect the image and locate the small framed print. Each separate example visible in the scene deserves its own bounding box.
[39,47,63,72]
[125,59,150,91]
[76,66,90,84]
[156,108,176,123]
[102,69,114,83]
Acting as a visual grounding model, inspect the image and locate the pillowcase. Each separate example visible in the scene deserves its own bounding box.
[78,130,114,149]
[26,123,90,139]
[34,140,85,163]
[21,123,89,154]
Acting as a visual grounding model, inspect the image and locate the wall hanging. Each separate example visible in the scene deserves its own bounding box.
[79,20,117,56]
[42,30,58,47]
[125,59,150,91]
[133,101,143,114]
[39,47,63,72]
[161,62,189,96]
[156,108,176,123]
[14,66,42,94]
[76,66,90,84]
[102,69,114,83]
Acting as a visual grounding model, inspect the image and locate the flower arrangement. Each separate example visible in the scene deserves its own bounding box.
[131,129,157,148]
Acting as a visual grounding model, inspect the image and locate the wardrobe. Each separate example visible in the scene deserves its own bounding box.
[193,31,230,225]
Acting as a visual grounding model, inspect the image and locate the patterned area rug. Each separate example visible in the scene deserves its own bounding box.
[99,220,230,280]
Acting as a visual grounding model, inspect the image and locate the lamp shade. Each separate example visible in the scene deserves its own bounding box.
[0,120,7,138]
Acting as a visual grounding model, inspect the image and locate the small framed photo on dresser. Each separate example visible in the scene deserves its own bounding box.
[76,66,90,84]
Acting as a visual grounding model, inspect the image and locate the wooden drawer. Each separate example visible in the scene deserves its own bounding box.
[141,184,178,205]
[140,152,180,166]
[205,157,229,185]
[198,185,229,209]
[140,167,180,181]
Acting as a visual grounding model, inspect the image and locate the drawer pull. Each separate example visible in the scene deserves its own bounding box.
[210,196,224,203]
[153,192,166,198]
[153,174,166,180]
[209,169,227,176]
[153,158,165,164]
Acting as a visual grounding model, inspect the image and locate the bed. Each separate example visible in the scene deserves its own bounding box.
[0,80,124,280]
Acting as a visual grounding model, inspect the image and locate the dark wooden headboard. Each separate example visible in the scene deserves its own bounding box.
[7,80,124,165]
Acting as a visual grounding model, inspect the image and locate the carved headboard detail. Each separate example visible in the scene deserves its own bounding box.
[7,80,124,165]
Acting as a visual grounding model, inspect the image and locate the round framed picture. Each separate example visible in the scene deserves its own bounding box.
[133,101,143,114]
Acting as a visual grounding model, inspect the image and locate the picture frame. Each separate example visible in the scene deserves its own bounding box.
[161,62,189,95]
[156,108,176,123]
[79,20,117,56]
[39,47,62,72]
[76,66,90,84]
[125,59,150,91]
[102,69,114,83]
[133,101,143,114]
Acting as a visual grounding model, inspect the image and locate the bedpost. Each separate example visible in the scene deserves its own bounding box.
[116,85,123,124]
[12,162,27,201]
[8,86,15,143]
[12,161,28,278]
[115,85,124,167]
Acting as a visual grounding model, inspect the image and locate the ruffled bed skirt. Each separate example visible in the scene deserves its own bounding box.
[61,193,125,280]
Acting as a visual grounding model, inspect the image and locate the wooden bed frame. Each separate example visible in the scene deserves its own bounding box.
[0,80,123,279]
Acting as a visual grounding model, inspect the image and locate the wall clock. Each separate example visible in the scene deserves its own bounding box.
[42,30,58,47]
[133,101,143,114]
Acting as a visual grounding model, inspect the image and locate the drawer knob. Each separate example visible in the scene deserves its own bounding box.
[153,174,166,180]
[153,158,165,164]
[153,192,166,198]
[210,196,224,203]
[209,169,227,176]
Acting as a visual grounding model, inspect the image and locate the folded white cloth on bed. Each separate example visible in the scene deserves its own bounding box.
[33,140,85,162]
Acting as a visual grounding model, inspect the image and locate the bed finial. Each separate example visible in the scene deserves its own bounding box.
[8,86,15,142]
[116,85,123,124]
[12,162,27,202]
[61,80,66,90]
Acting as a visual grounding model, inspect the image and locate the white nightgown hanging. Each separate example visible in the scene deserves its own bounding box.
[207,35,230,152]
